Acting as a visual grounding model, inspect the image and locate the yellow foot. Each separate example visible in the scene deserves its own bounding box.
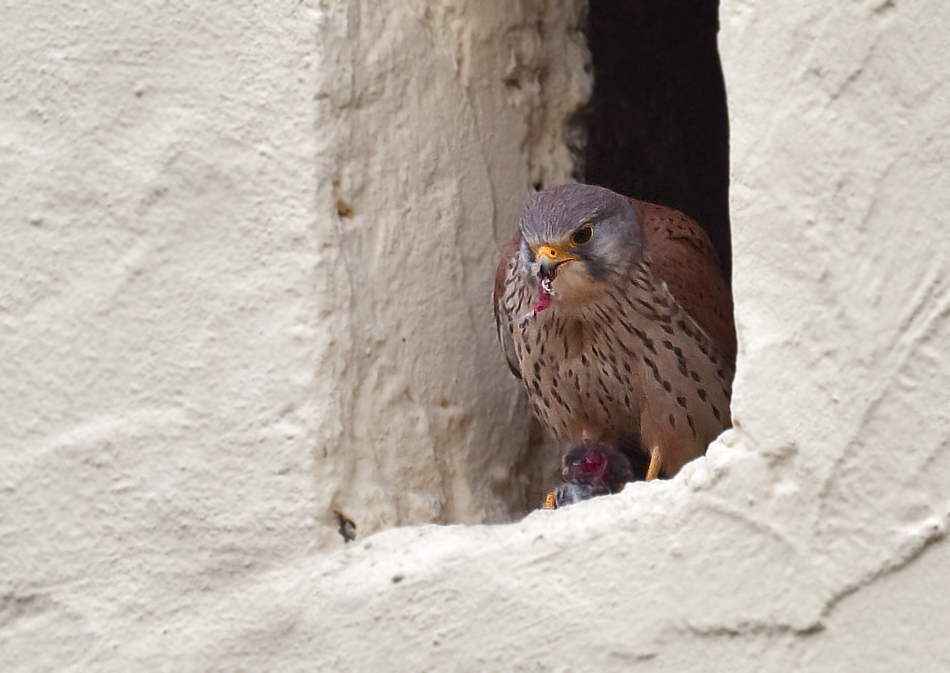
[543,491,558,510]
[645,446,662,481]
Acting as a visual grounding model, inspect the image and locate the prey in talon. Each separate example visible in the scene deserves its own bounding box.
[548,442,634,509]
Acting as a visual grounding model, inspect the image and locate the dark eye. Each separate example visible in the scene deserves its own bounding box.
[571,225,592,245]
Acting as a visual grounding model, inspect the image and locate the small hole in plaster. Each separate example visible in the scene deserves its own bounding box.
[335,511,356,543]
[336,199,354,218]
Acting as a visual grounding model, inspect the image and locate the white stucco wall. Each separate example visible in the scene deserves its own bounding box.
[3,0,949,671]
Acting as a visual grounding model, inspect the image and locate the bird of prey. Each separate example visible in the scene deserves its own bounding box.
[494,184,735,499]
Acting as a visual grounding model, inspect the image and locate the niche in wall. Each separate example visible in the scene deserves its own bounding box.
[580,0,732,279]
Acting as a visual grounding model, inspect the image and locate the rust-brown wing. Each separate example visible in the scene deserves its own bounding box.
[631,199,737,367]
[493,229,524,378]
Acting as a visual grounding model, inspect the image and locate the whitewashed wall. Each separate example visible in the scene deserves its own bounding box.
[2,1,949,671]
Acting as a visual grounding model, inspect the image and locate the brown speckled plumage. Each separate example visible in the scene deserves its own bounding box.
[494,185,735,479]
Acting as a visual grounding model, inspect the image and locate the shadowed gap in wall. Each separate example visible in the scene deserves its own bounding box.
[577,0,732,281]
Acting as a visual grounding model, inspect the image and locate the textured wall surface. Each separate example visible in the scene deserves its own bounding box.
[3,0,950,671]
[1,0,588,668]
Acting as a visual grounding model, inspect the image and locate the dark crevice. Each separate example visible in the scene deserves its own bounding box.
[335,511,356,543]
[578,0,732,280]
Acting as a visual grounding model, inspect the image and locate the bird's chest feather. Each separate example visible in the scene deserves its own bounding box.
[510,262,732,452]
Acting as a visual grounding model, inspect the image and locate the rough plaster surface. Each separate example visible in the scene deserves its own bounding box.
[1,0,587,668]
[314,0,589,531]
[2,0,950,671]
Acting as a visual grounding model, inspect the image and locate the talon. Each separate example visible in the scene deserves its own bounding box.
[543,491,558,510]
[645,446,662,481]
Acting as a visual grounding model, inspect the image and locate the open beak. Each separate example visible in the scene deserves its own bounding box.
[536,245,578,281]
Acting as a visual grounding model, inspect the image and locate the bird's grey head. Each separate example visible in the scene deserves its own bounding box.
[518,184,643,303]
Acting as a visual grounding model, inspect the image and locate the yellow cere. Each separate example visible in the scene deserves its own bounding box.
[536,244,577,263]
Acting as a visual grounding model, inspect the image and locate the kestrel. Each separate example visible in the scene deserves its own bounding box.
[494,184,735,497]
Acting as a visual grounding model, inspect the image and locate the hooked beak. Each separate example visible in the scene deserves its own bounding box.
[536,245,578,281]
